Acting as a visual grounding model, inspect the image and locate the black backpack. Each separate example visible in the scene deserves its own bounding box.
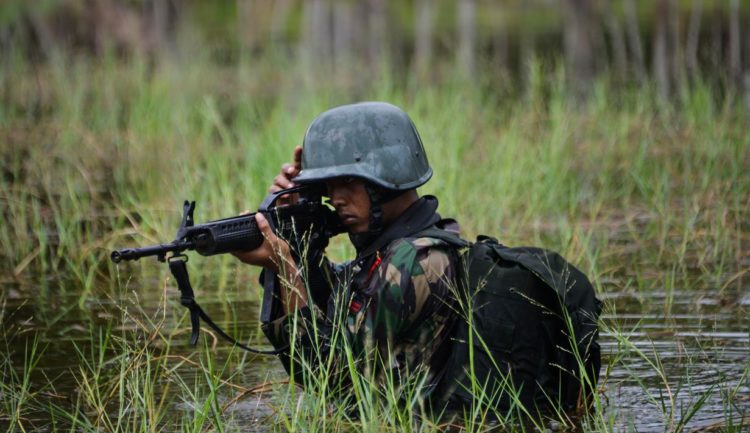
[419,229,602,415]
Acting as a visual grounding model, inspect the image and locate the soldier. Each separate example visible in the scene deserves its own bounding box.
[233,102,460,408]
[233,102,600,419]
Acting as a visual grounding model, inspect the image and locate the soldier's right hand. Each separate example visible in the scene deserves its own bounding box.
[270,145,302,206]
[231,213,292,274]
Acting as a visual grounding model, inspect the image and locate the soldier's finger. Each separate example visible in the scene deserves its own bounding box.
[239,209,253,216]
[283,162,300,179]
[273,173,295,189]
[255,213,274,239]
[281,163,293,176]
[292,145,303,171]
[256,213,289,258]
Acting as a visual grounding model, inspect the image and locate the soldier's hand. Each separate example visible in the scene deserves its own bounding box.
[270,145,303,206]
[231,213,292,273]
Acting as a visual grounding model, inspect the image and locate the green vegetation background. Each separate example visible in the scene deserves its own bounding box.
[3,53,746,294]
[1,3,749,431]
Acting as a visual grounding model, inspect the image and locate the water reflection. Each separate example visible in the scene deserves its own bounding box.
[2,285,748,431]
[599,290,749,431]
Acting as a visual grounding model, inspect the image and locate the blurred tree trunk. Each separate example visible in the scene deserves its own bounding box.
[333,0,355,79]
[653,1,668,98]
[457,0,476,80]
[590,6,608,74]
[653,0,679,100]
[602,0,628,80]
[728,0,741,87]
[562,0,596,97]
[710,12,723,71]
[519,2,536,102]
[368,0,387,69]
[671,0,684,89]
[150,0,180,53]
[414,0,434,80]
[492,25,508,74]
[90,0,149,56]
[624,0,646,82]
[302,0,332,73]
[237,0,279,53]
[27,9,55,59]
[745,11,750,114]
[152,0,168,51]
[270,0,293,43]
[685,0,703,79]
[0,26,10,64]
[237,0,257,53]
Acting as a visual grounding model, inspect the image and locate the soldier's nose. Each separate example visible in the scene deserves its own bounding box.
[327,187,347,207]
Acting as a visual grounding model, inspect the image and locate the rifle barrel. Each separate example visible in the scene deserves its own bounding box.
[111,241,193,263]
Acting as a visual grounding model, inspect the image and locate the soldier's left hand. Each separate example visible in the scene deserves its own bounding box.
[270,145,303,206]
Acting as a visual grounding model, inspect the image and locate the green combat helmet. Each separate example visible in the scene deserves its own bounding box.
[295,102,432,250]
[295,102,432,190]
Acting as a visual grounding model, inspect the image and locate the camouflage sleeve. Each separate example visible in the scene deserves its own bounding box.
[260,255,339,381]
[354,237,456,375]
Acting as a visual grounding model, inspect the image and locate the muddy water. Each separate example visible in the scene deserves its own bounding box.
[2,282,749,432]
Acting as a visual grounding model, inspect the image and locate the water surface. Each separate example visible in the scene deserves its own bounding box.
[2,281,748,432]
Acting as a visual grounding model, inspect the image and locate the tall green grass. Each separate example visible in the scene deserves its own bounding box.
[2,54,747,292]
[0,50,748,432]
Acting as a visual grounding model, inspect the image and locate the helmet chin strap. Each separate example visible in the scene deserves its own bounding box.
[349,184,402,252]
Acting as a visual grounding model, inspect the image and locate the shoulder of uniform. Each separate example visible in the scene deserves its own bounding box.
[378,237,454,286]
[409,236,452,248]
[381,237,454,272]
[386,236,451,253]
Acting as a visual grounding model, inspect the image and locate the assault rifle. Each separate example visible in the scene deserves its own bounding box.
[111,185,341,263]
[110,185,343,354]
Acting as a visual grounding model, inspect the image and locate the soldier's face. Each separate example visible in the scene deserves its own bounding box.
[326,177,371,234]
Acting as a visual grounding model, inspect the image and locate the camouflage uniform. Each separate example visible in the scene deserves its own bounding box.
[260,196,458,402]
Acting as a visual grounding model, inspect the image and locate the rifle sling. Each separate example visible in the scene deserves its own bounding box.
[168,256,286,355]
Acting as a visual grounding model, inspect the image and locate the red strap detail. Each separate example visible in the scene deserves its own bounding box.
[350,252,382,314]
[349,300,363,313]
[367,252,382,279]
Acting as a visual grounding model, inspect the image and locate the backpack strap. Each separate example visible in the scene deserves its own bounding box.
[413,225,471,249]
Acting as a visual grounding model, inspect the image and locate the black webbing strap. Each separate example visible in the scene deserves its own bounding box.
[167,255,286,355]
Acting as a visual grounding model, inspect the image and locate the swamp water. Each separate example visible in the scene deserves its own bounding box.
[2,279,748,432]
